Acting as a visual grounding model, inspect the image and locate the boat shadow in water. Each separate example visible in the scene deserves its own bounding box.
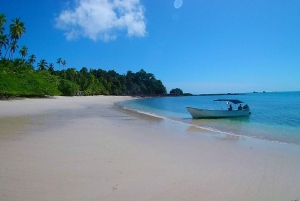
[183,115,251,142]
[182,115,251,122]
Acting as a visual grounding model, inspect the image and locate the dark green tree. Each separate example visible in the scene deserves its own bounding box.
[48,63,54,73]
[28,54,36,66]
[170,88,183,95]
[0,34,8,58]
[58,79,78,96]
[19,46,28,60]
[37,59,48,71]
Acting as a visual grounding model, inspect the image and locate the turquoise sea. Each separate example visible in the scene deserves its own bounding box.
[118,91,300,145]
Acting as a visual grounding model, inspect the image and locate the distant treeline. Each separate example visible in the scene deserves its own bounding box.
[0,13,167,97]
[0,59,167,97]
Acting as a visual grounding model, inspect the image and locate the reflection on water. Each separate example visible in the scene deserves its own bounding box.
[183,116,251,136]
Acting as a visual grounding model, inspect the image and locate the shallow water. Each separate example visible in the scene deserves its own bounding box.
[118,91,300,145]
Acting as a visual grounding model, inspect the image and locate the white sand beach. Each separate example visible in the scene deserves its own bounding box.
[1,96,300,201]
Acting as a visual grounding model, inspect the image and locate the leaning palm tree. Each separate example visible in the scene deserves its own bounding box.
[19,46,28,60]
[57,58,62,70]
[0,34,8,58]
[37,59,48,71]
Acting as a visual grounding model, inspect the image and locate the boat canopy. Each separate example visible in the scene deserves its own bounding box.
[214,99,244,104]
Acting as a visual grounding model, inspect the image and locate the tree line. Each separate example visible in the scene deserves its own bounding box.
[0,13,167,97]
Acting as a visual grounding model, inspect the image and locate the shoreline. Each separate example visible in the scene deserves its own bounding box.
[117,99,300,147]
[1,96,300,200]
[118,94,300,146]
[119,102,294,146]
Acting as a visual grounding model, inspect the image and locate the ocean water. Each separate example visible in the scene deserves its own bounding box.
[118,91,300,145]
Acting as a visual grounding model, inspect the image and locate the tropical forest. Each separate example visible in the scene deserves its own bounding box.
[0,13,167,98]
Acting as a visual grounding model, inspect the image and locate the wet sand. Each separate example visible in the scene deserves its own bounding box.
[0,96,300,201]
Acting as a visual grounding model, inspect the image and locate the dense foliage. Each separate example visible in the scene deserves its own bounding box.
[0,13,167,97]
[170,88,183,95]
[0,59,60,96]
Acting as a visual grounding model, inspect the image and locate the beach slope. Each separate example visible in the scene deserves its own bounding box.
[0,96,300,201]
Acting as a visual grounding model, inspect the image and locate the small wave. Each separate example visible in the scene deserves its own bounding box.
[117,104,167,120]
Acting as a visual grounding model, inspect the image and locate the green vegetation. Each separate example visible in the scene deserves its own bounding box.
[0,59,60,97]
[170,88,183,96]
[0,13,166,98]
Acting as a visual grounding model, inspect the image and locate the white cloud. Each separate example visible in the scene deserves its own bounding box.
[55,0,147,41]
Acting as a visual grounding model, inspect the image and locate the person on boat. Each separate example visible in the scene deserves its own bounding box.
[228,104,232,110]
[238,104,242,110]
[243,104,249,109]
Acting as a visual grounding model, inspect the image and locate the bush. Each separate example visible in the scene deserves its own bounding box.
[0,66,60,97]
[170,88,183,95]
[58,79,78,96]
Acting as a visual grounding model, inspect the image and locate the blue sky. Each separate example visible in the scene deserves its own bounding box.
[2,0,300,94]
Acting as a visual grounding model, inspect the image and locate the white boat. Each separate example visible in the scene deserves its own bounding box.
[186,99,251,119]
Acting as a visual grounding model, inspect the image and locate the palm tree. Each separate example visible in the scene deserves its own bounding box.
[9,18,26,42]
[0,14,6,34]
[57,58,62,70]
[28,54,36,65]
[48,63,54,72]
[62,60,67,70]
[0,14,7,58]
[8,18,26,60]
[37,59,48,71]
[0,34,8,58]
[19,46,28,60]
[8,40,18,60]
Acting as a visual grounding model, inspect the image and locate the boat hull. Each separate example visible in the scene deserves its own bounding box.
[186,107,250,119]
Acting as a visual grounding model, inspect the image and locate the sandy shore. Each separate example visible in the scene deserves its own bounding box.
[1,96,300,201]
